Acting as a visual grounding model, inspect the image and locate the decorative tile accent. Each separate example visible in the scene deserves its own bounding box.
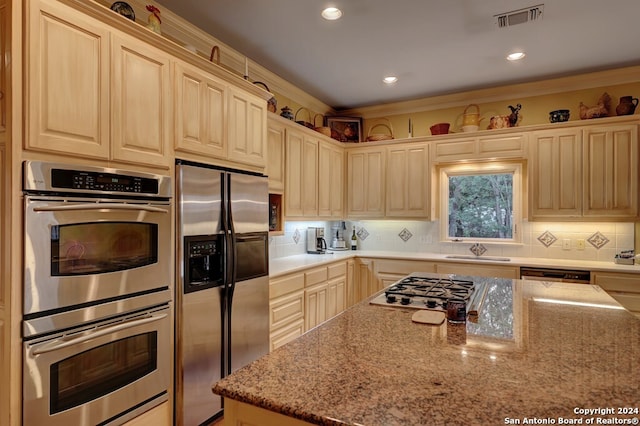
[587,231,610,249]
[537,231,557,248]
[398,228,413,242]
[293,229,301,244]
[356,227,370,241]
[469,243,486,256]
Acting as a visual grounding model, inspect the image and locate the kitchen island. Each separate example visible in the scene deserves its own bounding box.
[213,277,640,425]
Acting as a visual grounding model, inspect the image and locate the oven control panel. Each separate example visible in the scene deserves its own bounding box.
[52,169,158,194]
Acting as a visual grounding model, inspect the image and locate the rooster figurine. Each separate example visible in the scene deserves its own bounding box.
[579,92,611,119]
[146,5,162,34]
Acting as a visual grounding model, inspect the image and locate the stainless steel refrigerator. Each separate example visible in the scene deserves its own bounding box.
[175,161,270,426]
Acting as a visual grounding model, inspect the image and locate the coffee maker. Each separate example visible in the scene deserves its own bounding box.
[306,227,327,254]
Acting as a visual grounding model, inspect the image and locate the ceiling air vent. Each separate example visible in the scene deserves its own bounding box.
[494,4,543,28]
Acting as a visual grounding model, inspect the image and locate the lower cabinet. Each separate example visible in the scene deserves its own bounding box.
[269,272,305,351]
[435,262,519,279]
[592,272,640,317]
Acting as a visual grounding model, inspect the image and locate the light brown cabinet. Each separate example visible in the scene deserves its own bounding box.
[346,147,386,218]
[269,272,305,351]
[386,143,430,218]
[26,0,171,168]
[529,124,638,220]
[227,86,267,168]
[174,61,226,159]
[432,133,526,163]
[304,262,347,331]
[285,129,318,217]
[318,141,344,218]
[266,118,286,193]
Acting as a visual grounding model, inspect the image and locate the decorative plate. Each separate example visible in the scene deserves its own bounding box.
[110,2,135,21]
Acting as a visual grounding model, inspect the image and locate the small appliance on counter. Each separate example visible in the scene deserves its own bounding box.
[329,221,349,251]
[307,227,327,254]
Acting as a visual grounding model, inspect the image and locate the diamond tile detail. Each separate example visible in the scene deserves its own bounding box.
[398,228,413,242]
[537,231,557,248]
[356,227,370,241]
[469,243,487,256]
[587,231,610,249]
[292,228,301,244]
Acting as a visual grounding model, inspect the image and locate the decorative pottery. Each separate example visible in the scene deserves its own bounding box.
[280,106,294,120]
[579,92,611,119]
[146,5,162,34]
[110,2,135,21]
[549,109,570,123]
[253,81,277,113]
[462,104,483,126]
[487,115,511,130]
[430,123,450,135]
[616,96,638,116]
[507,104,522,126]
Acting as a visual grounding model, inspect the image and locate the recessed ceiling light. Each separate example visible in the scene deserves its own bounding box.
[506,51,526,61]
[383,76,398,84]
[321,7,342,20]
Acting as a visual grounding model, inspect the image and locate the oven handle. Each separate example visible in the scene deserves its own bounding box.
[31,313,168,355]
[33,203,168,213]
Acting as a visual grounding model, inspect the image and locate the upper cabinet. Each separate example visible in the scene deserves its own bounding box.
[432,133,527,163]
[529,122,638,221]
[226,86,267,168]
[318,141,344,218]
[26,0,111,160]
[346,146,385,218]
[385,142,430,218]
[266,118,286,193]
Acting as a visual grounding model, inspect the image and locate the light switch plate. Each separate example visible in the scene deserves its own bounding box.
[562,239,571,250]
[576,239,585,250]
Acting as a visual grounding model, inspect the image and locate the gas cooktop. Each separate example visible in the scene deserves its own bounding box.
[370,273,475,311]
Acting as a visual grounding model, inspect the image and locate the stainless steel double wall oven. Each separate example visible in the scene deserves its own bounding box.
[22,161,173,426]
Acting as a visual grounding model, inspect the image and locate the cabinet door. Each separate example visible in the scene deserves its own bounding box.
[266,119,286,192]
[327,276,346,320]
[305,283,327,331]
[386,143,430,218]
[0,1,7,133]
[284,129,304,216]
[318,141,344,218]
[302,137,319,216]
[227,87,267,168]
[582,125,638,218]
[529,129,582,219]
[347,148,385,217]
[27,0,110,158]
[174,62,226,159]
[111,34,171,167]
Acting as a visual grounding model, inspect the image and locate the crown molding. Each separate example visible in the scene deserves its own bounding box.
[340,65,640,119]
[96,0,334,114]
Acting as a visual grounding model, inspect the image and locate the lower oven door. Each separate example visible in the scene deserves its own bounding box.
[23,305,170,426]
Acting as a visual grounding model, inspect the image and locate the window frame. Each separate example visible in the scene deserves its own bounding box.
[438,161,523,244]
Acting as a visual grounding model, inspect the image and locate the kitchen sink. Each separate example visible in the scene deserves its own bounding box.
[445,255,511,262]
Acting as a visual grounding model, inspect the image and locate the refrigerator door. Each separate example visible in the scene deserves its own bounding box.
[176,164,225,425]
[228,171,268,234]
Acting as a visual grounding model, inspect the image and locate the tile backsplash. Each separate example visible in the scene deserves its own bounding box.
[270,220,634,263]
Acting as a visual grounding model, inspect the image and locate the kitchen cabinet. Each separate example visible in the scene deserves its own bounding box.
[267,118,286,193]
[269,272,305,351]
[0,0,6,134]
[346,146,386,218]
[592,271,640,317]
[174,61,226,159]
[326,262,347,318]
[227,86,267,168]
[26,0,171,168]
[529,128,583,219]
[304,262,347,331]
[373,259,437,290]
[285,128,318,217]
[318,141,344,218]
[529,123,638,220]
[435,262,519,278]
[351,257,375,304]
[432,133,526,163]
[386,142,430,218]
[582,125,637,218]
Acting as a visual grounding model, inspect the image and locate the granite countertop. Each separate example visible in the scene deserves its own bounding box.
[269,250,640,278]
[214,277,640,425]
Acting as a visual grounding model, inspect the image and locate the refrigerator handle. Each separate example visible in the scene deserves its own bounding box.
[227,176,238,295]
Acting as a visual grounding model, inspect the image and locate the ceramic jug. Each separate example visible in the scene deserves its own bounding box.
[462,104,483,126]
[616,96,638,116]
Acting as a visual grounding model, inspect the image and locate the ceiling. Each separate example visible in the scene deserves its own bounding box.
[154,0,640,110]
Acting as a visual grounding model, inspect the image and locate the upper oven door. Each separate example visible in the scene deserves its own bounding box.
[24,196,171,316]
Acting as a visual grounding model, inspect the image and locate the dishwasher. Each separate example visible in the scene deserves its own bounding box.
[520,267,591,284]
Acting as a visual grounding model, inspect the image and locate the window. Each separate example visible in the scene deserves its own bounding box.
[439,162,522,243]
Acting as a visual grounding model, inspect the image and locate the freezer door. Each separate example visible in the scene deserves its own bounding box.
[177,164,223,236]
[228,171,268,234]
[180,287,224,425]
[229,275,269,373]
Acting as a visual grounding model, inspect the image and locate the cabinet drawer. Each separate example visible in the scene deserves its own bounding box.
[305,267,328,286]
[270,290,304,329]
[328,262,347,279]
[478,134,526,157]
[270,319,305,351]
[433,139,475,161]
[375,259,437,275]
[593,273,640,293]
[270,273,304,299]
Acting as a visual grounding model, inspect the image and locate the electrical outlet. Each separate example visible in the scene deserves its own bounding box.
[562,239,571,250]
[576,239,585,250]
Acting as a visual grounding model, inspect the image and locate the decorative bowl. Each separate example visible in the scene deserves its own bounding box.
[549,109,570,123]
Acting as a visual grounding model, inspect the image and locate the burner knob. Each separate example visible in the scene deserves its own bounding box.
[386,295,397,303]
[400,296,411,305]
[426,299,437,308]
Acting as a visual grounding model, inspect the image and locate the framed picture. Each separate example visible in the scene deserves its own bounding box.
[325,116,362,142]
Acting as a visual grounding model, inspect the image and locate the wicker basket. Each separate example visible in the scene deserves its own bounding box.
[295,107,314,129]
[366,119,394,142]
[313,114,332,137]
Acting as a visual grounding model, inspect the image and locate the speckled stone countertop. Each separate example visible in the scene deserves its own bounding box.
[269,251,640,278]
[213,277,640,425]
